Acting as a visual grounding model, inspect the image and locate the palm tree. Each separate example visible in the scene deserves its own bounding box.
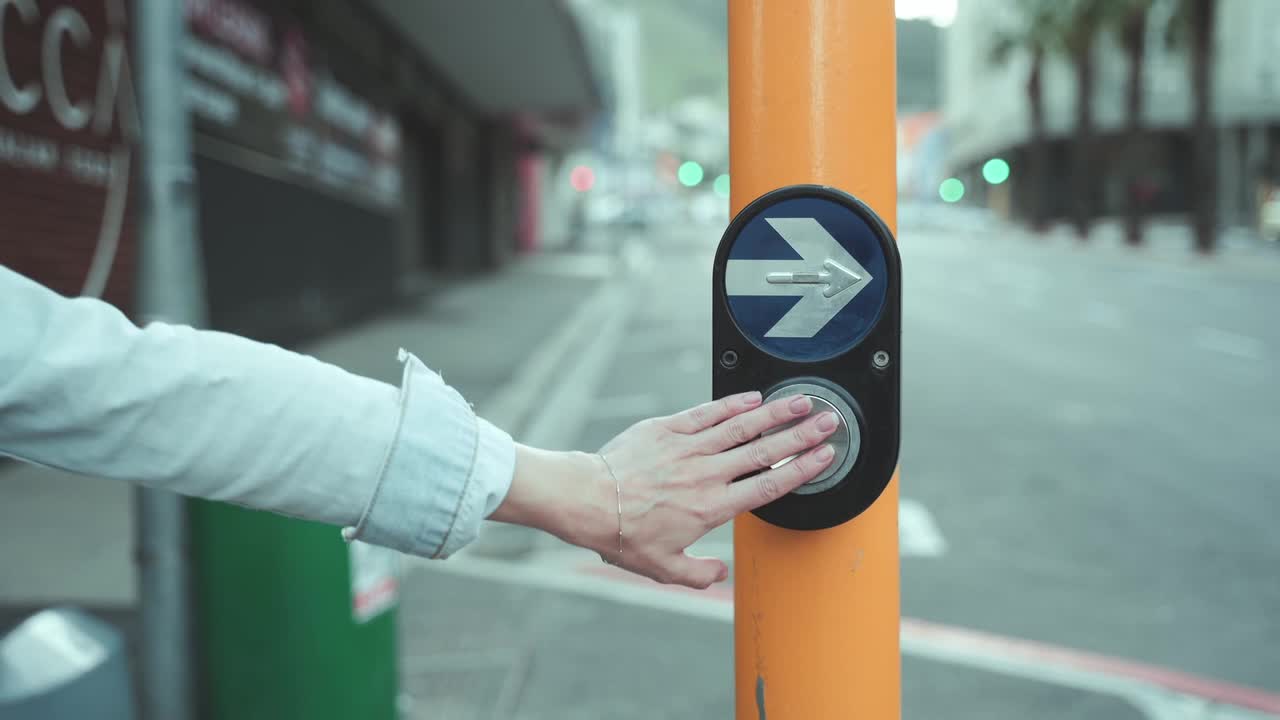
[1168,0,1219,253]
[1059,0,1110,239]
[1107,0,1155,246]
[990,1,1061,232]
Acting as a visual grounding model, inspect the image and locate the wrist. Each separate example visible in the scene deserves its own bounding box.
[555,450,615,552]
[491,445,613,553]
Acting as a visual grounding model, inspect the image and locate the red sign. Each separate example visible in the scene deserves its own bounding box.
[0,0,138,307]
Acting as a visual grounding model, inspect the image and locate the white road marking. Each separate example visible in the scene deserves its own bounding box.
[494,497,947,567]
[417,554,734,622]
[479,279,623,433]
[521,289,635,453]
[1194,327,1266,361]
[471,245,641,557]
[901,620,1280,720]
[411,555,1280,720]
[899,498,948,557]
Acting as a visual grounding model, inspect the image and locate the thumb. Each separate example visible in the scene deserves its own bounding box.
[669,554,730,590]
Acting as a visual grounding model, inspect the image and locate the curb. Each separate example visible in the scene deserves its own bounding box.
[467,243,648,559]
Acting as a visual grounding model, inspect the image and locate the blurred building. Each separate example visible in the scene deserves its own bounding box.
[896,19,946,202]
[897,18,942,114]
[899,111,948,200]
[944,0,1280,227]
[0,0,601,344]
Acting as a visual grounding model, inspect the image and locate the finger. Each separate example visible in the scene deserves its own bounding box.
[663,391,762,434]
[720,444,837,519]
[694,394,814,455]
[712,410,840,481]
[663,555,730,590]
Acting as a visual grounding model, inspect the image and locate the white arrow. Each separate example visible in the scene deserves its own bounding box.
[725,217,872,338]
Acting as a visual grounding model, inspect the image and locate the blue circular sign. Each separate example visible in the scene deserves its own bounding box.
[722,192,890,362]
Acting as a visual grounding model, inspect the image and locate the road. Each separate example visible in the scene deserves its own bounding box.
[410,209,1280,719]
[898,214,1279,693]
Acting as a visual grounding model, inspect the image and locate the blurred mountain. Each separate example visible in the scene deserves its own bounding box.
[625,0,728,111]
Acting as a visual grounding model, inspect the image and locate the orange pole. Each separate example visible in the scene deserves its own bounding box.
[729,2,900,719]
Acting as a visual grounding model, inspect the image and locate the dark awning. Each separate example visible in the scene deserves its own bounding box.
[367,0,602,120]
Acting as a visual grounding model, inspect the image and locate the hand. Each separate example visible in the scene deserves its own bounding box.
[492,391,840,589]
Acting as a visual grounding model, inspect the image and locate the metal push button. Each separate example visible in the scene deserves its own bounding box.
[761,382,861,495]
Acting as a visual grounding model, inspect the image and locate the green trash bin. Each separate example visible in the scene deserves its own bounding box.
[191,501,400,720]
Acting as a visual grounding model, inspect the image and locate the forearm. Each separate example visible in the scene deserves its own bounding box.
[1,268,390,524]
[0,265,515,557]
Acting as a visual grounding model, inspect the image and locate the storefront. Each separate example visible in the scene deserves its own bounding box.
[2,0,599,343]
[0,0,404,342]
[184,0,404,343]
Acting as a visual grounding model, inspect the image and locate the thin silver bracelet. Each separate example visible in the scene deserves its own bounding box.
[597,452,623,564]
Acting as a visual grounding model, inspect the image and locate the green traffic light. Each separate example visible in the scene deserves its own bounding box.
[982,158,1010,185]
[939,178,965,203]
[678,161,705,187]
[713,174,730,197]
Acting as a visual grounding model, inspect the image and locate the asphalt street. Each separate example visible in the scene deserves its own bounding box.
[413,209,1280,718]
[896,215,1279,693]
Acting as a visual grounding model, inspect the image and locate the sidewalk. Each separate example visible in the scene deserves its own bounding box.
[302,249,619,428]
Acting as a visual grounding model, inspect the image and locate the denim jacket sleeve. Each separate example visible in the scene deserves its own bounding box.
[0,264,515,558]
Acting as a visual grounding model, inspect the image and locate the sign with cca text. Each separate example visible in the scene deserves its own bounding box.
[0,0,138,304]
